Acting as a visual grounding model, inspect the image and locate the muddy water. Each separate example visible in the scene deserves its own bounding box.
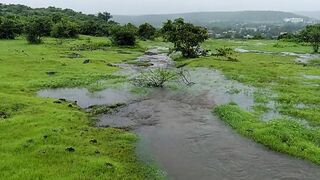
[37,88,131,108]
[235,48,320,64]
[133,90,320,180]
[37,48,320,179]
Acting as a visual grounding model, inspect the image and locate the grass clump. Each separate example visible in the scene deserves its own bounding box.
[215,104,320,164]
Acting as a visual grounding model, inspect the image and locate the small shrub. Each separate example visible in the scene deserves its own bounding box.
[111,25,136,46]
[214,47,238,61]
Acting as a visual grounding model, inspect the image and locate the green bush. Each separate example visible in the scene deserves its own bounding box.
[138,23,156,40]
[25,17,52,44]
[111,25,136,46]
[51,20,79,38]
[0,17,21,39]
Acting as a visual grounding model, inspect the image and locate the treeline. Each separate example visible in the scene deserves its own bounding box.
[279,24,320,53]
[0,3,158,44]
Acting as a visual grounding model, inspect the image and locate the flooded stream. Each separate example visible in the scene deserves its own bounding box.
[38,48,320,179]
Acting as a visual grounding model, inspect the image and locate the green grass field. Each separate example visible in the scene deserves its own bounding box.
[0,36,163,179]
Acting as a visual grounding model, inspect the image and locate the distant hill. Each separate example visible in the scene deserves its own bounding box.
[295,11,320,20]
[112,11,312,27]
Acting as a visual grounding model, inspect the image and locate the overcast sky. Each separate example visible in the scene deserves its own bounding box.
[2,0,320,15]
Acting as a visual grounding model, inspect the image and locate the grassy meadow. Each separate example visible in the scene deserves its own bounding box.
[0,36,163,179]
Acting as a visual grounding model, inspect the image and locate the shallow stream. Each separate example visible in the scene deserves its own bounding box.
[38,47,320,180]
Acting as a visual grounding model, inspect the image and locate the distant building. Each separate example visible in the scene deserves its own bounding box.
[283,18,304,23]
[244,35,254,39]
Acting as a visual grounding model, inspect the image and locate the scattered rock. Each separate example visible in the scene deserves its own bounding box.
[89,103,126,115]
[83,59,90,64]
[66,52,83,59]
[145,51,158,56]
[107,63,117,67]
[0,111,9,119]
[105,162,114,169]
[46,71,57,76]
[53,100,62,104]
[65,147,75,152]
[90,139,98,144]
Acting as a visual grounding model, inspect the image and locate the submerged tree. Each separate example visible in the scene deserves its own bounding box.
[300,24,320,53]
[131,68,194,88]
[161,18,209,58]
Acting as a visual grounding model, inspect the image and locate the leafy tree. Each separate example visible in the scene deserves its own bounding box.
[51,20,79,38]
[0,17,21,39]
[300,24,320,53]
[80,20,100,36]
[80,20,112,36]
[97,12,112,22]
[25,17,52,44]
[111,25,136,46]
[162,18,209,58]
[138,23,156,40]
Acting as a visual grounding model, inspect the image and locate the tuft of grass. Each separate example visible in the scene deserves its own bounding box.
[215,104,320,165]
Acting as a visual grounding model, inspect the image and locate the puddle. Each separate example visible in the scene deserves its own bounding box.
[235,48,320,64]
[37,88,132,108]
[303,74,320,79]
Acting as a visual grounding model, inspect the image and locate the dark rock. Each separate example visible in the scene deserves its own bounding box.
[65,147,75,152]
[90,139,98,144]
[68,104,73,108]
[107,63,117,67]
[145,51,158,55]
[0,111,9,119]
[59,98,67,102]
[105,162,114,169]
[53,100,62,104]
[46,71,57,76]
[66,53,83,59]
[83,59,90,64]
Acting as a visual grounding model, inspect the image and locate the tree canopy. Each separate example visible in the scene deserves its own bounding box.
[300,24,320,53]
[0,17,21,39]
[162,18,209,58]
[138,23,157,40]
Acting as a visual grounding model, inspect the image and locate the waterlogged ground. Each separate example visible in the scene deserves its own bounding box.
[38,47,320,179]
[2,36,320,179]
